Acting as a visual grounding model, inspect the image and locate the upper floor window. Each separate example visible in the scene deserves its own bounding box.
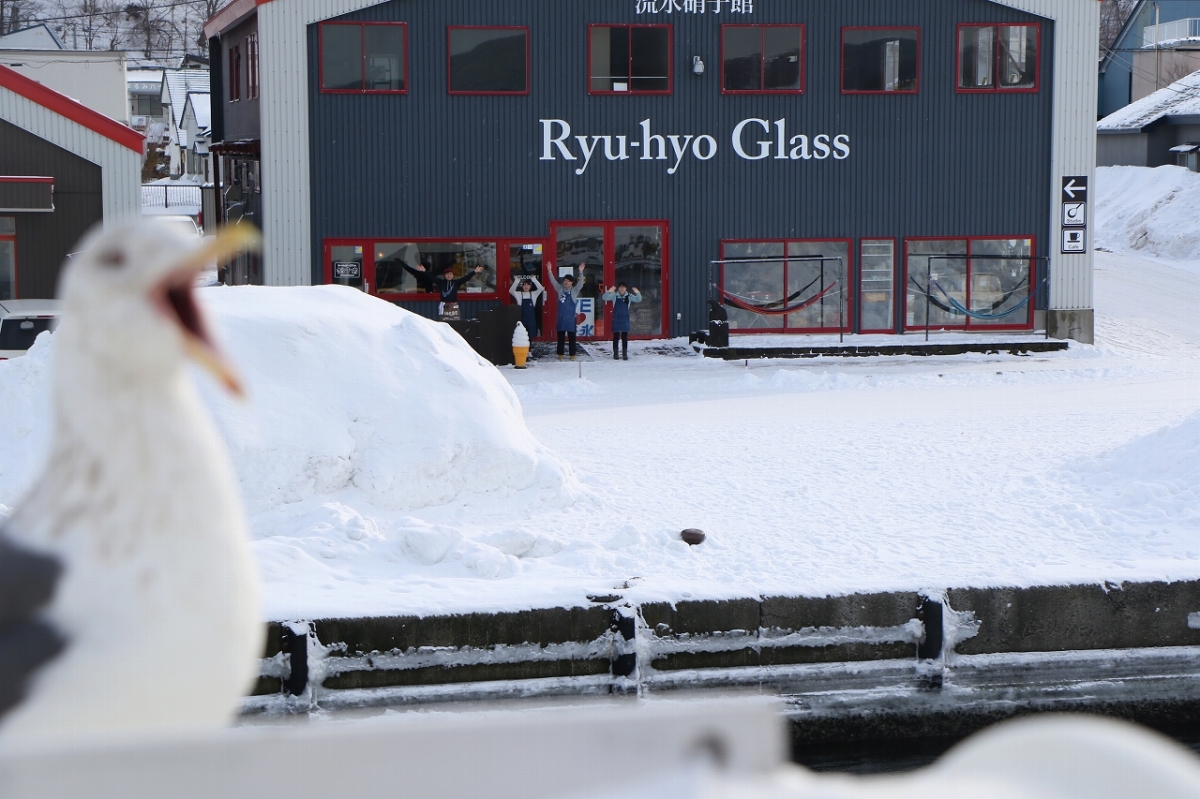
[228,45,241,101]
[246,33,259,99]
[588,24,671,94]
[958,24,1038,92]
[841,27,919,94]
[448,26,529,94]
[320,22,407,94]
[722,25,804,93]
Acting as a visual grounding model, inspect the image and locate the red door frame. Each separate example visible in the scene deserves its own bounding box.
[547,219,670,341]
[0,228,16,299]
[901,235,1037,332]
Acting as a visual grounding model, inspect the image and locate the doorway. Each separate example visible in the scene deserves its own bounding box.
[547,220,668,340]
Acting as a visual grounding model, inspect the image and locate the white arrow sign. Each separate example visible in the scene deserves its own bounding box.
[1062,179,1083,199]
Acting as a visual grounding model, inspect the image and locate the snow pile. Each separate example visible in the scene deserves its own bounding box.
[0,285,578,519]
[1095,165,1200,263]
[1056,411,1200,537]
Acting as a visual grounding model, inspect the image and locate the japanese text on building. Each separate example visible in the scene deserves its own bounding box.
[636,0,754,14]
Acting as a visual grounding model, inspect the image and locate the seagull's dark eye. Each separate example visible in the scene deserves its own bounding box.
[98,250,125,269]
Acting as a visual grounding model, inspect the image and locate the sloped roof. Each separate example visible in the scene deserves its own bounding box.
[0,23,65,50]
[1098,68,1200,131]
[184,92,211,129]
[162,69,209,127]
[0,63,143,152]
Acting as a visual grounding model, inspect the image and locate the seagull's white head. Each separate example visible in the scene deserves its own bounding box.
[56,221,260,396]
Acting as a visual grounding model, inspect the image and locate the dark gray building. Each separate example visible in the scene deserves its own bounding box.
[205,0,1100,342]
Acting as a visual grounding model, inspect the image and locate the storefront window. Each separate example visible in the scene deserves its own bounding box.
[374,241,496,296]
[722,25,803,93]
[860,239,895,332]
[721,240,848,332]
[449,27,528,94]
[320,22,406,93]
[589,25,671,94]
[614,226,663,336]
[330,244,365,291]
[906,238,1033,329]
[556,227,606,332]
[958,24,1037,91]
[842,28,919,93]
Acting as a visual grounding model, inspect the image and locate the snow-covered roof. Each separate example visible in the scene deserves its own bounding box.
[184,92,210,129]
[1097,69,1200,132]
[0,24,65,50]
[128,69,164,87]
[161,69,209,127]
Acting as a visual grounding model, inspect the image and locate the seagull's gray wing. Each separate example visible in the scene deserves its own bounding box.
[0,527,66,721]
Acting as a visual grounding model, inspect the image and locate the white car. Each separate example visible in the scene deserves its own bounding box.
[0,299,61,359]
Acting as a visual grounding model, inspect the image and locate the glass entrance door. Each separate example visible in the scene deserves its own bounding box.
[329,244,366,291]
[548,220,668,340]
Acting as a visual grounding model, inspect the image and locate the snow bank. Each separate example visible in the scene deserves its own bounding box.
[1095,165,1200,264]
[0,285,578,519]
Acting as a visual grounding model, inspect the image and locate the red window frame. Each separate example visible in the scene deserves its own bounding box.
[228,45,241,102]
[719,238,853,334]
[902,235,1037,332]
[318,21,409,95]
[720,24,806,95]
[548,219,670,340]
[586,24,673,96]
[840,26,920,95]
[246,33,259,100]
[955,23,1040,94]
[447,26,530,96]
[858,237,897,335]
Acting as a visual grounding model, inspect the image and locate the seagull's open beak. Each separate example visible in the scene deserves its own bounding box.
[151,225,261,398]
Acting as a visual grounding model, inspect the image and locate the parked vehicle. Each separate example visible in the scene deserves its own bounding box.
[0,300,61,359]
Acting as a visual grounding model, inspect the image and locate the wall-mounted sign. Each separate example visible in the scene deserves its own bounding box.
[1062,202,1086,227]
[334,261,362,279]
[636,0,754,14]
[540,118,849,176]
[1061,176,1088,202]
[576,297,595,336]
[1062,229,1085,254]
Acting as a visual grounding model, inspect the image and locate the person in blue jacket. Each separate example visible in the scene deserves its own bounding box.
[546,265,584,360]
[602,282,642,360]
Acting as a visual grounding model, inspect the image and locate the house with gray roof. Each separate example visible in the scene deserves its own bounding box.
[1097,68,1200,169]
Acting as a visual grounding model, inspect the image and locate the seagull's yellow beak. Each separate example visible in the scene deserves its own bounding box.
[152,225,261,398]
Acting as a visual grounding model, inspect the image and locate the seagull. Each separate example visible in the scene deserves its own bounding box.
[0,220,263,749]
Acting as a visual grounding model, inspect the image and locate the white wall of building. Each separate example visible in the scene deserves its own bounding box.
[0,49,129,123]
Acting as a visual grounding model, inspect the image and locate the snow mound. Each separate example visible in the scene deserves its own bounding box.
[0,286,578,519]
[1054,411,1200,537]
[1095,166,1200,263]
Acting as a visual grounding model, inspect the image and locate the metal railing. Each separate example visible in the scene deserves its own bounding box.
[140,184,202,210]
[1143,18,1200,47]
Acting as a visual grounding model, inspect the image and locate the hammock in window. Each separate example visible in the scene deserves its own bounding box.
[719,278,840,316]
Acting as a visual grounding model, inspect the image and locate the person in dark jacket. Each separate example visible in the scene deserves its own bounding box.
[601,283,642,360]
[402,262,485,320]
[545,266,584,360]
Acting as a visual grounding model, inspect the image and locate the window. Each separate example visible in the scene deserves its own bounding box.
[228,45,241,102]
[589,25,671,94]
[720,240,850,333]
[841,27,919,93]
[320,22,407,93]
[958,24,1038,91]
[859,239,895,333]
[905,237,1034,330]
[722,25,804,93]
[133,95,163,116]
[448,27,528,94]
[247,33,259,99]
[373,241,497,296]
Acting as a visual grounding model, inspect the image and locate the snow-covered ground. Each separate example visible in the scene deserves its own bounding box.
[0,167,1197,622]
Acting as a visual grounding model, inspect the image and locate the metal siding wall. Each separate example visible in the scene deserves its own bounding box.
[301,0,1061,335]
[0,118,103,297]
[993,0,1097,312]
[0,84,141,292]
